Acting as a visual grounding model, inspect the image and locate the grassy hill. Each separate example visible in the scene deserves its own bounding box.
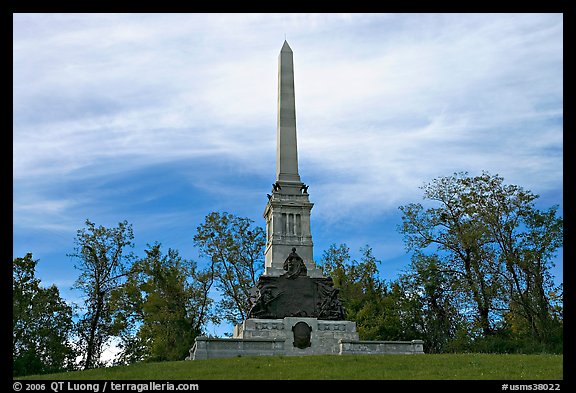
[17,353,562,380]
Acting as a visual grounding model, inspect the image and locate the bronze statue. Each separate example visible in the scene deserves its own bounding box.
[317,284,346,320]
[282,247,307,279]
[247,249,345,320]
[248,286,278,318]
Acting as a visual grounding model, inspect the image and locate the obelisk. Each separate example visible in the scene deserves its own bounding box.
[276,40,301,188]
[263,41,322,278]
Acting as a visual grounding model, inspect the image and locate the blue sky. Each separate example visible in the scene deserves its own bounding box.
[13,13,563,340]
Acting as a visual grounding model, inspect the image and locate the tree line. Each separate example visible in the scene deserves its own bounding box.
[12,172,563,376]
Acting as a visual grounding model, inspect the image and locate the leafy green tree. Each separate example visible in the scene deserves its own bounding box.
[398,172,562,348]
[13,253,76,376]
[458,173,563,343]
[400,174,506,336]
[111,243,214,363]
[69,219,135,369]
[319,244,422,341]
[193,212,265,326]
[399,253,465,353]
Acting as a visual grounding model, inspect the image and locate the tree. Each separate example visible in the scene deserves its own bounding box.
[319,244,423,341]
[193,212,265,326]
[69,219,135,369]
[459,173,563,344]
[13,253,76,376]
[398,253,465,353]
[398,172,563,348]
[111,243,215,363]
[400,173,506,336]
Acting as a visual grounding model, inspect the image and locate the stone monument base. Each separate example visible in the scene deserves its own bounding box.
[188,317,424,360]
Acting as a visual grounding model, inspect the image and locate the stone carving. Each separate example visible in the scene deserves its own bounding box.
[282,247,307,279]
[316,281,346,320]
[292,321,312,349]
[255,321,284,330]
[317,323,347,331]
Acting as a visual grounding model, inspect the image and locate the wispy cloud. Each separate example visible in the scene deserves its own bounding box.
[13,13,563,288]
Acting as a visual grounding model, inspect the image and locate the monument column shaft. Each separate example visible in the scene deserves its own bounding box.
[276,41,301,184]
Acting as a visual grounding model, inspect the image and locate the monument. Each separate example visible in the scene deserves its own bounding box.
[188,41,424,359]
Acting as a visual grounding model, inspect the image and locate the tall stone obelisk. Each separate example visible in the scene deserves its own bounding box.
[263,41,322,278]
[276,40,301,187]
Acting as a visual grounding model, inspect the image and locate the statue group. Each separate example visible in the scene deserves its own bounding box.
[248,247,345,320]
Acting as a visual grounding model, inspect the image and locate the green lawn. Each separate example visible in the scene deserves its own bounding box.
[17,353,562,380]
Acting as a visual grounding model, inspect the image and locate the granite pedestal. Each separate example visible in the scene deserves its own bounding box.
[188,317,424,360]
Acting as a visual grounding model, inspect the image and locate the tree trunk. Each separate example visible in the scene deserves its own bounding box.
[463,249,493,336]
[84,293,104,369]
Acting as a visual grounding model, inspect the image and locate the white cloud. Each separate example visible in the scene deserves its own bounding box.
[13,12,562,261]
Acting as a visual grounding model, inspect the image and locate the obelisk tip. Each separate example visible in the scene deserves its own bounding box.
[281,40,292,52]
